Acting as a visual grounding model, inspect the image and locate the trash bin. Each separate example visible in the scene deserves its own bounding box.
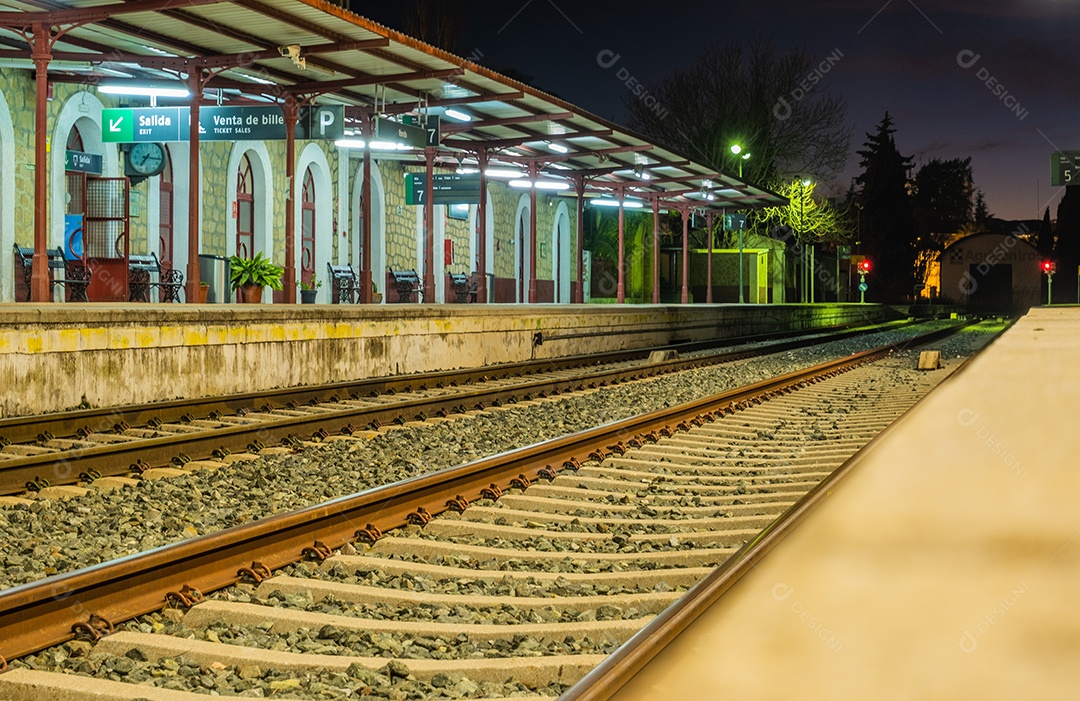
[198,254,231,304]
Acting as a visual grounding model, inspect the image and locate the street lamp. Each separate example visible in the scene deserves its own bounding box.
[730,144,751,178]
[798,179,813,303]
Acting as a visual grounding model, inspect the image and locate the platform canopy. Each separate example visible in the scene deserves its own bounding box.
[0,0,786,209]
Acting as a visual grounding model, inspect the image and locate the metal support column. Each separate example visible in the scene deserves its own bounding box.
[423,146,435,303]
[359,114,372,303]
[184,69,204,304]
[616,185,625,304]
[476,149,489,303]
[575,176,585,304]
[29,23,50,302]
[652,197,660,304]
[681,207,690,304]
[282,95,298,304]
[705,209,714,304]
[528,161,538,303]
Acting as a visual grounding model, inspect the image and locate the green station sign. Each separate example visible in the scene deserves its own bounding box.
[65,149,102,174]
[102,105,344,143]
[374,117,427,149]
[1051,151,1080,186]
[405,172,481,206]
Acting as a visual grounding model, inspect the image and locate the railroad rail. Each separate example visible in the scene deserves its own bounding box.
[0,322,971,675]
[0,320,919,496]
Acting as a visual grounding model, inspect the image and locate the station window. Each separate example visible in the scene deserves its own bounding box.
[159,149,173,267]
[301,167,315,287]
[236,154,254,258]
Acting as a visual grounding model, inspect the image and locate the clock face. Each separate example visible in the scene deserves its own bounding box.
[128,143,166,176]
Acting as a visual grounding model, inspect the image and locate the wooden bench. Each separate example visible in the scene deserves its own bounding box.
[326,262,358,304]
[14,245,92,302]
[129,252,183,303]
[389,268,422,303]
[449,272,478,303]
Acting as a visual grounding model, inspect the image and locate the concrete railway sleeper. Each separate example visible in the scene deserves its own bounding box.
[0,320,926,497]
[0,322,1004,701]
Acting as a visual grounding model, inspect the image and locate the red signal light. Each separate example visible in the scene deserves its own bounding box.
[858,259,871,274]
[1042,260,1056,274]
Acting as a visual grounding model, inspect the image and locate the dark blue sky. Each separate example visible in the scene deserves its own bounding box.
[357,0,1080,221]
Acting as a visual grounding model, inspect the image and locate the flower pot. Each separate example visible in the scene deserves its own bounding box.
[197,285,209,303]
[300,289,318,304]
[371,292,383,304]
[239,284,263,303]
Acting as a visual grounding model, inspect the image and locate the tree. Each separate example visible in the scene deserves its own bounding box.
[853,113,916,301]
[1037,207,1053,258]
[1054,189,1080,302]
[911,158,973,290]
[624,35,851,186]
[974,189,992,227]
[402,0,465,54]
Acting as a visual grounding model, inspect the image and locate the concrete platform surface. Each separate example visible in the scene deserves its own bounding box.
[612,307,1080,700]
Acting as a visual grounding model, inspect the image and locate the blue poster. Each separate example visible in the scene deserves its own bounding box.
[64,214,84,261]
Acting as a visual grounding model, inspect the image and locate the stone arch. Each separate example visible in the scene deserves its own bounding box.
[294,143,332,302]
[468,185,496,285]
[0,84,15,301]
[512,193,531,303]
[351,158,386,302]
[552,201,571,303]
[224,141,274,260]
[50,91,120,249]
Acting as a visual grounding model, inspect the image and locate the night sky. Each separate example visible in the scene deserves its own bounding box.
[354,0,1080,222]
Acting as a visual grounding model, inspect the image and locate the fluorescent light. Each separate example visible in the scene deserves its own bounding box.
[484,168,526,179]
[98,83,189,98]
[0,59,94,71]
[547,142,569,154]
[508,179,571,191]
[456,167,480,174]
[548,163,571,171]
[591,199,643,209]
[334,139,412,151]
[444,108,472,122]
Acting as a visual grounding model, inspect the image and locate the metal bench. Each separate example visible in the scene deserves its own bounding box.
[326,262,358,303]
[14,245,92,302]
[449,272,478,303]
[389,268,422,303]
[129,252,183,303]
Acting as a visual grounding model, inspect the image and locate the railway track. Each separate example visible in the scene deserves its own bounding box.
[0,320,916,496]
[0,321,1001,700]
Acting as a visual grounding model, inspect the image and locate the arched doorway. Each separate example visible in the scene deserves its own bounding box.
[300,167,316,287]
[236,153,255,259]
[351,159,386,302]
[158,150,174,268]
[513,196,531,303]
[65,127,86,231]
[552,203,571,303]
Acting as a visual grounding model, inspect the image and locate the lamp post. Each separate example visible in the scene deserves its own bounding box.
[730,145,750,303]
[730,144,751,178]
[798,179,813,303]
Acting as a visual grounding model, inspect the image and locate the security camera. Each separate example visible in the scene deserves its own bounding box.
[278,44,301,59]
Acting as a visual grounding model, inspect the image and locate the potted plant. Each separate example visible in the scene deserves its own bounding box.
[197,281,209,303]
[229,252,283,303]
[298,276,322,304]
[371,281,382,304]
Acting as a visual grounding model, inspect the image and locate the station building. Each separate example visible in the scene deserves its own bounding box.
[0,0,784,306]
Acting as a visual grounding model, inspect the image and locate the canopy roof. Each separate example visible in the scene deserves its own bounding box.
[0,0,787,209]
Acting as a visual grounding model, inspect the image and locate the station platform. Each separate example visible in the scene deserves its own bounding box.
[0,303,891,417]
[612,307,1080,699]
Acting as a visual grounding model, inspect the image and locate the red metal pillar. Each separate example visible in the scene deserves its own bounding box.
[282,96,298,304]
[184,70,204,304]
[359,114,373,303]
[706,209,714,304]
[528,161,538,304]
[476,149,489,303]
[652,196,660,304]
[575,176,585,304]
[681,206,690,304]
[616,185,625,304]
[423,146,435,302]
[29,23,51,302]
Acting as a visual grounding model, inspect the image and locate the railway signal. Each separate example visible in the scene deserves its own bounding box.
[1042,260,1055,305]
[851,256,871,303]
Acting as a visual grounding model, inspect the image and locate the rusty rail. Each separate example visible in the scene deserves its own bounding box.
[0,320,920,496]
[0,324,960,664]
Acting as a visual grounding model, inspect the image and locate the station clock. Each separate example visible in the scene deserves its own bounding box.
[124,142,167,179]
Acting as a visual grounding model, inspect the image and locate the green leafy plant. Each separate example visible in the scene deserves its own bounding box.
[229,252,284,291]
[298,275,323,291]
